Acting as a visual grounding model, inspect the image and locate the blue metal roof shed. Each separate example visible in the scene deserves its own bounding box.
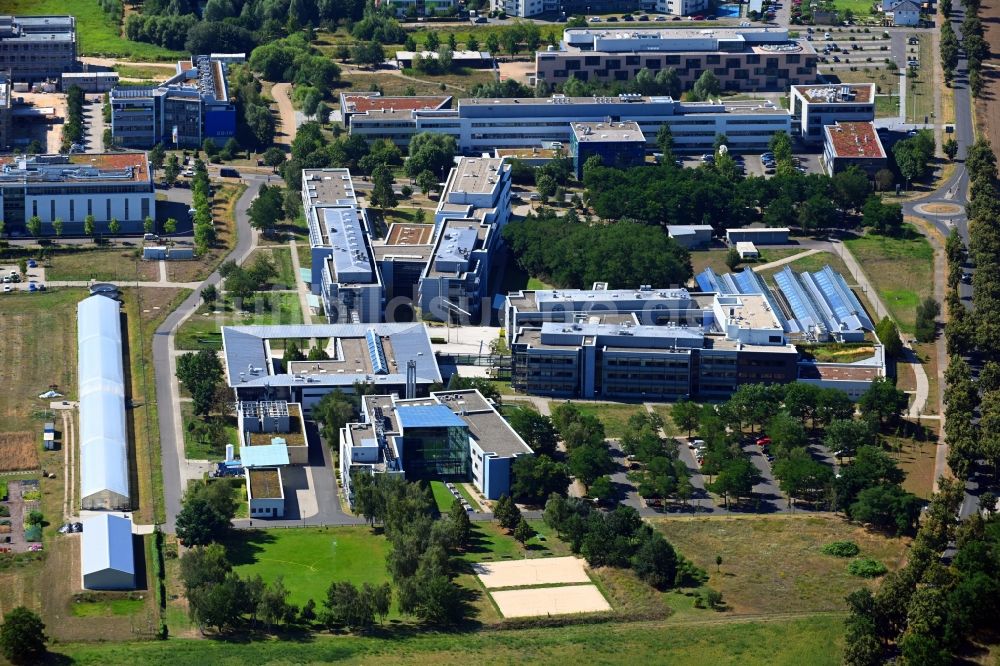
[82,514,136,590]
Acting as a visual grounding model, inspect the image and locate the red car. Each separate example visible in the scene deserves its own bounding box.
[756,437,772,447]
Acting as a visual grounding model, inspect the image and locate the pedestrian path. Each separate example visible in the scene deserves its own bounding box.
[751,248,821,273]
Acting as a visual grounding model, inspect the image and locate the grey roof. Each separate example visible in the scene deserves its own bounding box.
[82,514,134,578]
[78,295,129,503]
[433,225,478,271]
[222,323,441,388]
[321,206,374,283]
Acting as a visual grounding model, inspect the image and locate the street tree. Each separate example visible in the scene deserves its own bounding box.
[26,216,41,238]
[370,164,398,210]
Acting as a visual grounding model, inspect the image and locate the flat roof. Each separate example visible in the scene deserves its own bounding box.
[437,389,533,457]
[248,468,283,499]
[450,157,506,194]
[495,148,560,159]
[385,222,435,246]
[571,121,645,143]
[342,92,451,114]
[824,122,886,159]
[792,83,874,104]
[303,169,357,207]
[320,206,374,284]
[564,26,789,40]
[396,404,468,429]
[799,363,879,381]
[240,443,290,467]
[0,152,150,185]
[396,50,492,60]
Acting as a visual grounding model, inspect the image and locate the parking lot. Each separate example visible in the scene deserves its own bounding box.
[0,261,47,293]
[677,151,825,178]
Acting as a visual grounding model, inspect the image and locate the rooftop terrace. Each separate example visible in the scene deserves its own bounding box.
[825,122,886,159]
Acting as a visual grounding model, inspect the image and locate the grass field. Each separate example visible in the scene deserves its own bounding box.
[175,292,303,350]
[655,514,909,615]
[166,184,247,283]
[690,247,805,276]
[431,480,457,512]
[245,247,296,289]
[4,0,183,60]
[905,36,934,123]
[180,404,239,460]
[71,597,147,617]
[829,0,879,16]
[54,615,847,665]
[844,226,933,333]
[0,288,85,431]
[461,520,570,563]
[570,402,649,439]
[114,63,175,80]
[46,248,159,282]
[225,527,396,615]
[875,94,901,119]
[757,250,854,286]
[821,67,897,88]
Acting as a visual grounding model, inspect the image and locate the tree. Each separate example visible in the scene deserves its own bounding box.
[513,516,534,545]
[915,296,940,343]
[417,169,438,196]
[708,458,758,509]
[148,143,166,171]
[769,131,793,164]
[782,382,819,426]
[446,499,472,550]
[83,214,96,239]
[832,166,872,212]
[248,184,284,234]
[773,448,834,506]
[143,216,155,235]
[164,153,181,185]
[671,399,700,437]
[850,484,922,535]
[494,494,521,530]
[799,193,839,231]
[370,164,398,210]
[569,442,614,487]
[725,246,741,270]
[486,32,500,54]
[825,419,874,458]
[691,70,721,100]
[262,146,286,173]
[511,454,569,504]
[943,138,959,161]
[862,196,903,236]
[834,445,906,512]
[588,475,614,503]
[313,389,357,448]
[632,532,677,589]
[406,133,457,180]
[26,216,41,238]
[108,217,121,236]
[875,316,903,358]
[656,124,674,161]
[0,607,46,665]
[506,408,558,456]
[257,577,291,631]
[175,481,237,546]
[536,173,557,202]
[858,377,907,430]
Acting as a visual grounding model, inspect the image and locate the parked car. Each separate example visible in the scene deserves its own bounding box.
[219,167,240,178]
[26,259,36,268]
[756,436,772,447]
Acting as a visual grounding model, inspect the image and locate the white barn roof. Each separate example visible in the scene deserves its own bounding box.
[82,513,135,589]
[78,295,130,505]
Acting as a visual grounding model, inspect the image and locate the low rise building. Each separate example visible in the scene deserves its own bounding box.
[822,121,887,177]
[340,389,532,506]
[535,28,818,91]
[221,323,442,409]
[725,227,790,245]
[109,55,236,149]
[339,91,451,128]
[882,0,921,25]
[0,15,77,82]
[789,83,875,143]
[570,120,646,177]
[396,50,493,69]
[0,152,154,234]
[238,400,310,464]
[247,467,285,518]
[667,224,713,248]
[348,93,791,154]
[82,514,135,590]
[61,71,119,93]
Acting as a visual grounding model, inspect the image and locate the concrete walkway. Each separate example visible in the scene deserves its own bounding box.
[751,248,821,273]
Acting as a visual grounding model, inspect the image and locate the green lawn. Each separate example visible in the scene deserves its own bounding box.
[875,94,900,119]
[70,597,146,618]
[843,226,933,333]
[430,480,458,513]
[690,247,805,277]
[461,520,571,563]
[180,403,239,460]
[570,402,648,439]
[54,615,847,665]
[757,250,854,286]
[829,0,878,16]
[46,248,159,282]
[225,527,397,616]
[905,35,934,123]
[456,483,482,512]
[175,292,304,350]
[5,0,184,60]
[246,247,296,289]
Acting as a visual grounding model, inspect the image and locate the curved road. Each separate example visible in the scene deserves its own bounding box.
[154,176,264,530]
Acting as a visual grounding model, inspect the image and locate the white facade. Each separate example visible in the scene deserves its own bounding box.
[789,84,876,143]
[656,0,710,14]
[246,468,285,518]
[883,0,920,24]
[82,514,135,590]
[25,190,153,228]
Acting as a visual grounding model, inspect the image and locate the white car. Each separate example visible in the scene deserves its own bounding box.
[3,286,12,293]
[590,16,601,21]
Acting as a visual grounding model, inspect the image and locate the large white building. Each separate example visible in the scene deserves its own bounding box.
[0,153,154,235]
[82,513,135,590]
[348,94,791,154]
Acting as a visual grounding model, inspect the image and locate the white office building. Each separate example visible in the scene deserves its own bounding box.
[789,83,876,143]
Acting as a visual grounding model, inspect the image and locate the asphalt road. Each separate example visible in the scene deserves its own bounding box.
[153,175,264,531]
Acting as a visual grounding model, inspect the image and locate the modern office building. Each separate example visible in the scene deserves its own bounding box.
[347,93,792,154]
[340,389,532,506]
[109,55,236,148]
[420,156,512,322]
[789,83,875,143]
[506,273,885,400]
[316,205,384,324]
[221,323,442,409]
[0,75,9,151]
[0,15,77,82]
[570,120,646,177]
[0,152,154,234]
[338,91,451,128]
[534,28,817,91]
[821,121,887,177]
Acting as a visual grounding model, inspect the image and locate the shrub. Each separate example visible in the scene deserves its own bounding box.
[822,541,861,557]
[848,557,888,578]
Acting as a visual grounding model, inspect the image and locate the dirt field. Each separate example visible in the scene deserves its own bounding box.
[498,60,535,84]
[15,91,67,154]
[976,0,1000,161]
[491,584,611,618]
[474,556,592,589]
[0,432,39,472]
